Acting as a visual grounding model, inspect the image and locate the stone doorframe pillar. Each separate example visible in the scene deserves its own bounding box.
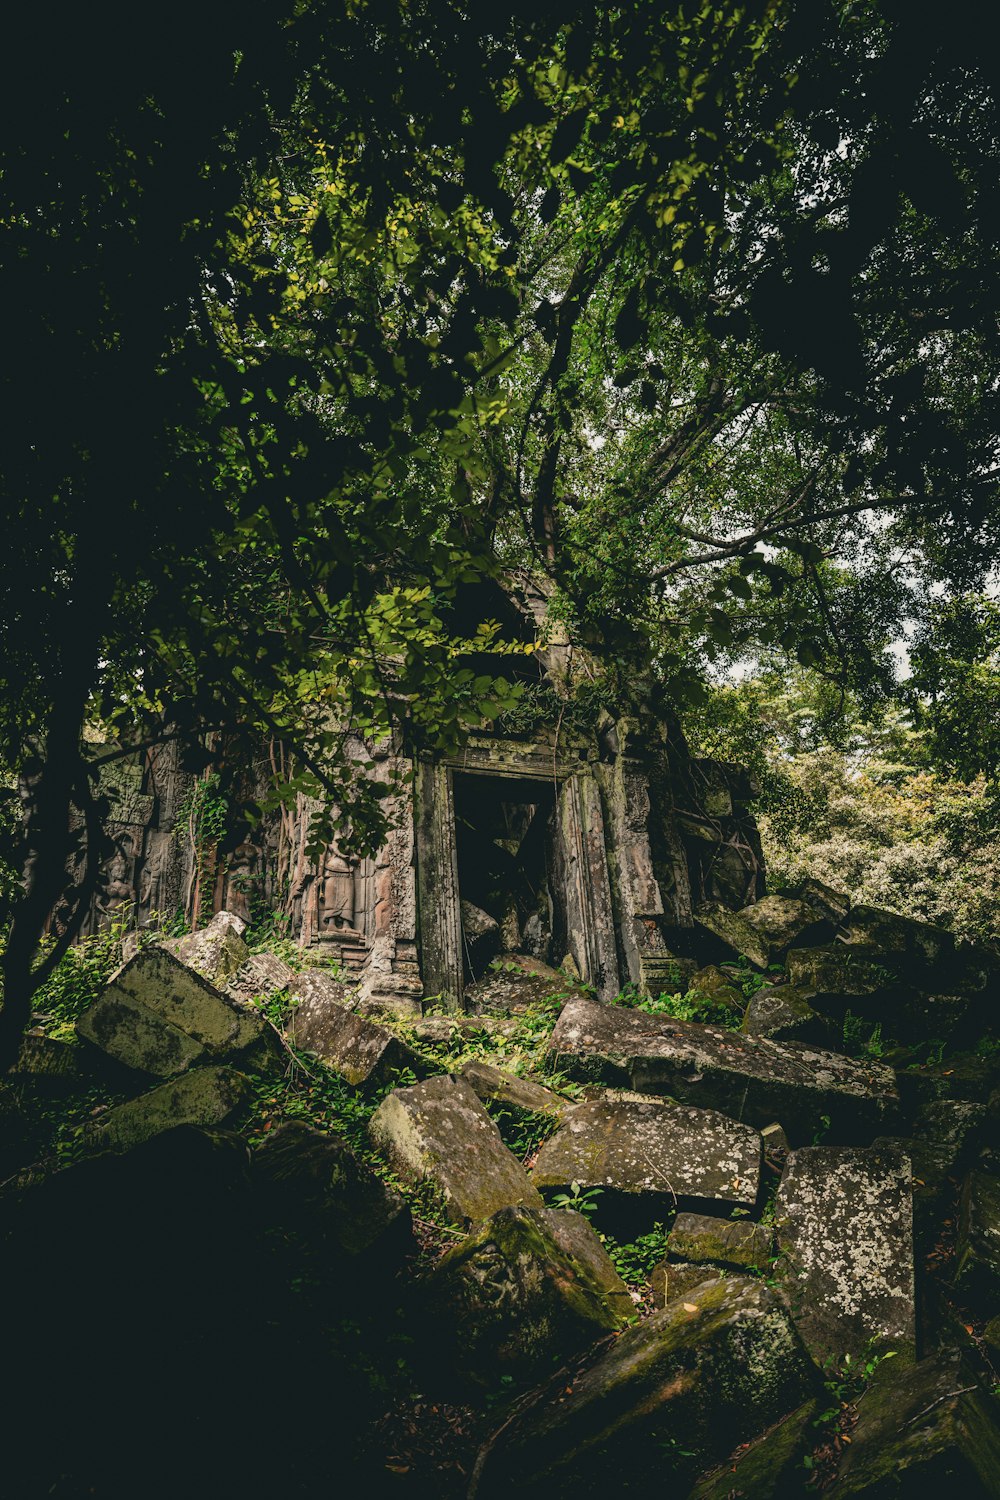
[415,740,622,1011]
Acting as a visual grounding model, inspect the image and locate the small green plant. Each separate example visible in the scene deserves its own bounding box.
[550,1181,603,1217]
[811,1112,832,1145]
[610,983,741,1029]
[602,1221,672,1284]
[804,1348,898,1476]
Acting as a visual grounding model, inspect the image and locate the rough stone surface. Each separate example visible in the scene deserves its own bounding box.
[688,965,744,1011]
[227,950,297,1004]
[102,944,264,1052]
[76,985,206,1076]
[795,877,850,925]
[762,1121,791,1159]
[832,1348,1000,1496]
[464,953,588,1016]
[785,944,899,1007]
[12,1033,88,1084]
[459,1060,568,1120]
[649,1258,722,1308]
[532,1093,761,1207]
[547,996,899,1141]
[428,1204,631,1384]
[88,1065,251,1152]
[696,894,832,970]
[369,1074,543,1225]
[461,900,501,974]
[775,1145,916,1365]
[955,1170,1000,1302]
[742,984,839,1046]
[163,910,250,986]
[689,1399,818,1499]
[471,1276,813,1497]
[667,1211,772,1270]
[253,1120,411,1262]
[290,1003,420,1088]
[839,903,955,968]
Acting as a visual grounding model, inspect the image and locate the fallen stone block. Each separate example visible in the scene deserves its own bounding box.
[227,950,297,1004]
[872,1134,960,1243]
[831,1348,1000,1496]
[742,984,839,1047]
[839,903,955,969]
[667,1211,771,1271]
[696,894,833,970]
[427,1204,631,1385]
[12,1032,88,1086]
[774,1144,916,1365]
[94,943,264,1055]
[546,996,899,1142]
[77,987,206,1077]
[463,953,589,1016]
[289,1003,420,1088]
[253,1120,411,1263]
[532,1093,761,1208]
[369,1074,543,1225]
[785,943,900,1008]
[689,1398,818,1499]
[688,965,745,1012]
[470,1276,814,1497]
[649,1258,722,1308]
[459,1060,568,1120]
[795,877,850,925]
[954,1169,1000,1303]
[88,1065,251,1152]
[163,910,250,986]
[461,900,501,975]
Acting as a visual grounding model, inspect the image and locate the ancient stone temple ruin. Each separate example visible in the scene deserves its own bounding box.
[87,579,763,1014]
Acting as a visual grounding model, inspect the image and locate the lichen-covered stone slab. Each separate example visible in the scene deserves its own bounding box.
[696,894,832,970]
[832,1349,1000,1496]
[369,1074,543,1225]
[955,1170,1000,1303]
[88,1065,251,1152]
[742,984,838,1047]
[77,985,206,1076]
[667,1211,771,1270]
[290,1003,419,1088]
[532,1093,761,1207]
[774,1145,916,1365]
[459,1060,568,1120]
[546,996,899,1141]
[428,1204,631,1384]
[103,944,264,1052]
[471,1276,813,1497]
[163,910,250,986]
[253,1120,411,1262]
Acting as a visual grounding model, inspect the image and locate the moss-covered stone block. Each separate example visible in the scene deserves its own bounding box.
[742,984,839,1047]
[428,1204,631,1386]
[954,1169,1000,1304]
[253,1119,411,1263]
[472,1276,814,1496]
[163,909,250,986]
[689,1398,818,1498]
[368,1074,543,1225]
[775,1145,916,1367]
[289,1003,421,1088]
[649,1257,723,1308]
[547,996,900,1143]
[696,895,833,971]
[103,943,264,1052]
[532,1093,762,1207]
[667,1211,771,1270]
[88,1065,251,1152]
[832,1348,1000,1496]
[459,1060,568,1120]
[77,985,206,1076]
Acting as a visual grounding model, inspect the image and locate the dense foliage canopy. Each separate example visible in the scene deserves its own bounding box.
[3,0,1000,1063]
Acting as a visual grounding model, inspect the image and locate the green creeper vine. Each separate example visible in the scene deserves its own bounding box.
[174,771,229,929]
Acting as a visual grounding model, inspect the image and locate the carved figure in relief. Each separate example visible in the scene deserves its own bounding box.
[320,843,358,934]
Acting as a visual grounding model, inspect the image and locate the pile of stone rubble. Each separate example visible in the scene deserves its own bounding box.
[8,887,1000,1496]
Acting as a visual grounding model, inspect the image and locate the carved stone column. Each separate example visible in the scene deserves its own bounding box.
[414,757,463,1012]
[553,771,620,1001]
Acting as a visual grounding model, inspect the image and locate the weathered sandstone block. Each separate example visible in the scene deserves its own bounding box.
[667,1211,771,1270]
[532,1093,761,1207]
[369,1074,543,1225]
[696,894,832,970]
[88,1065,251,1152]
